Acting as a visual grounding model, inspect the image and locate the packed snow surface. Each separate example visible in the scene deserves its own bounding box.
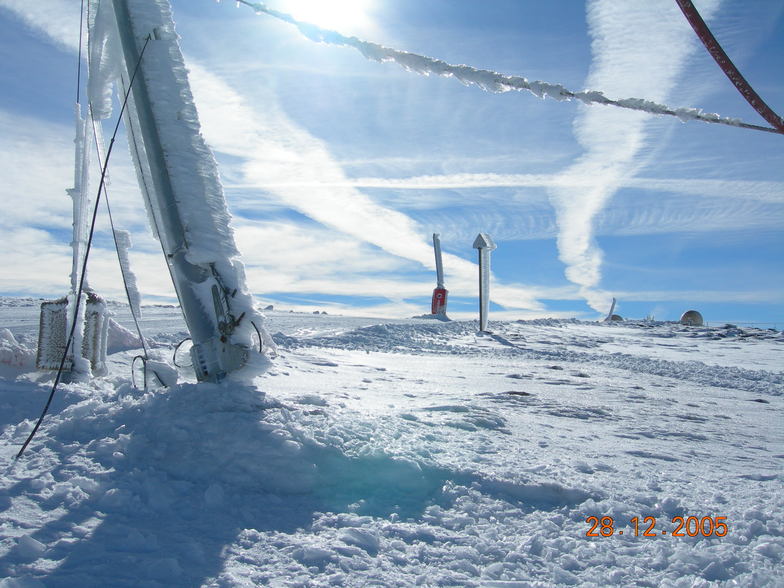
[1,297,782,586]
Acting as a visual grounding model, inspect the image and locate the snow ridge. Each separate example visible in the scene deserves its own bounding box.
[275,319,784,396]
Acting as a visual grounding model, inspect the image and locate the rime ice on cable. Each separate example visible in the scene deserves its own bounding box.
[113,230,142,318]
[237,1,778,133]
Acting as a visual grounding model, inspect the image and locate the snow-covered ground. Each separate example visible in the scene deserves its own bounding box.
[1,297,782,587]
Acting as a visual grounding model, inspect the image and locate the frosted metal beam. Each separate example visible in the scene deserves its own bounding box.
[110,0,247,381]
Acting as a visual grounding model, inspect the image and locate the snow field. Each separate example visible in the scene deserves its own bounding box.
[0,300,782,586]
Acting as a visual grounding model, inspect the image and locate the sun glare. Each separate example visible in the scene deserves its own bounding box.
[278,0,375,33]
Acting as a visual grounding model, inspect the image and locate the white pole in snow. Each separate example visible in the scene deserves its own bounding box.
[433,233,445,289]
[473,233,496,332]
[68,105,92,297]
[604,297,617,322]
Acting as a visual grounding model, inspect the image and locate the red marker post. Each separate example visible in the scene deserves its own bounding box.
[431,287,448,315]
[431,233,448,316]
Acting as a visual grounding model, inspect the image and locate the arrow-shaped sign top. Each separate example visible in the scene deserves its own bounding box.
[472,233,497,251]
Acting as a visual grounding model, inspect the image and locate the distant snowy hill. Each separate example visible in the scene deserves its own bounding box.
[1,297,782,586]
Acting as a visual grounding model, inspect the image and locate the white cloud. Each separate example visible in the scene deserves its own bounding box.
[187,63,548,311]
[0,47,549,311]
[547,0,721,312]
[4,0,772,323]
[0,224,175,302]
[0,104,178,302]
[615,289,784,305]
[0,0,79,51]
[233,172,783,203]
[1,228,73,294]
[0,111,75,231]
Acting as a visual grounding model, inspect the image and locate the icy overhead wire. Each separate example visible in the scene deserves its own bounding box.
[235,0,782,135]
[675,0,784,133]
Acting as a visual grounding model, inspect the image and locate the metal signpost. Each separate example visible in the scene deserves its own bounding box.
[472,233,496,332]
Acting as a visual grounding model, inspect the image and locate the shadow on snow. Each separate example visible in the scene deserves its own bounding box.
[0,378,595,586]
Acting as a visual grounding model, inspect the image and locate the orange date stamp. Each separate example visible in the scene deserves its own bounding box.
[585,516,728,538]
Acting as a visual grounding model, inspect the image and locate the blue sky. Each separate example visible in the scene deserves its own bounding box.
[0,0,782,324]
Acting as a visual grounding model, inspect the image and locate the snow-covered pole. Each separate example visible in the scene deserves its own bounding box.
[63,104,94,378]
[433,233,445,289]
[473,233,496,332]
[68,104,91,297]
[108,0,255,382]
[431,233,448,315]
[50,85,102,378]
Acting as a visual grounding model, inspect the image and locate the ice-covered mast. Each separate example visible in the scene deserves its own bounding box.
[93,0,265,382]
[36,4,109,379]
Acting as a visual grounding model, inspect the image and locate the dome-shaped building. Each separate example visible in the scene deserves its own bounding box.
[680,310,704,326]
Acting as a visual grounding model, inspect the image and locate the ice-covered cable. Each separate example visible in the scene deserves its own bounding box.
[114,231,142,317]
[235,0,781,135]
[89,115,147,359]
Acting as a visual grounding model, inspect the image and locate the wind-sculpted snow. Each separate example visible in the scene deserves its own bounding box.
[275,319,784,397]
[0,372,600,585]
[1,302,782,585]
[0,329,35,372]
[273,320,479,354]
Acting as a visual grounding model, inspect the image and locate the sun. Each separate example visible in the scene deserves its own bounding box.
[278,0,376,33]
